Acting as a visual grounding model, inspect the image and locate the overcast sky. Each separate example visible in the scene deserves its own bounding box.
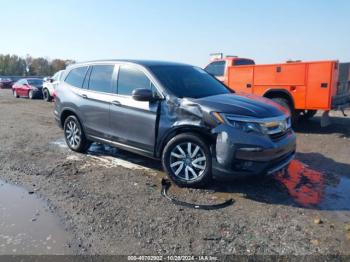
[0,0,349,67]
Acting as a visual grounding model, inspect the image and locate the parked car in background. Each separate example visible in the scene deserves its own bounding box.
[42,70,65,102]
[12,78,44,99]
[0,77,13,88]
[54,60,296,187]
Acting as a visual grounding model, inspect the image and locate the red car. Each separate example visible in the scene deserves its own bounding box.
[12,78,44,99]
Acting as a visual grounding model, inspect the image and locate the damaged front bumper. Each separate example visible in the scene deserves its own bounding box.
[212,125,296,178]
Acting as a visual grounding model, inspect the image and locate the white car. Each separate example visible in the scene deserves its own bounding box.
[42,70,65,101]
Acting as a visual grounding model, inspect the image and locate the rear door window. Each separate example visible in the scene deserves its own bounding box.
[88,65,115,93]
[204,61,225,76]
[117,65,153,96]
[65,66,88,88]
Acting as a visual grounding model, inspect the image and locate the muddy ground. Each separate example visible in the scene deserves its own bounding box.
[0,89,350,255]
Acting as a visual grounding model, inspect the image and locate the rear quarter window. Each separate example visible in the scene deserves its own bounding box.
[65,67,88,88]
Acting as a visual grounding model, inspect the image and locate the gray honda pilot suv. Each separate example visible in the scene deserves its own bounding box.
[54,60,296,187]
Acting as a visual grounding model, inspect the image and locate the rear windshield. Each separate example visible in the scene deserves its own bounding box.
[233,59,255,66]
[149,65,230,99]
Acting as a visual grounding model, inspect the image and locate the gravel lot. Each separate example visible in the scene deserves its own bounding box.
[0,89,349,255]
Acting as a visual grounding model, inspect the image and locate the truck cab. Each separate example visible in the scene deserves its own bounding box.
[204,53,255,83]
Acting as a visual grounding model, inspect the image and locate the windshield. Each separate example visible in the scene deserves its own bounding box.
[28,79,43,86]
[149,65,230,99]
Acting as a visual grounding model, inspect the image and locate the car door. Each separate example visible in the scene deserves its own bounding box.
[17,79,28,96]
[109,64,160,154]
[77,64,116,138]
[22,79,31,96]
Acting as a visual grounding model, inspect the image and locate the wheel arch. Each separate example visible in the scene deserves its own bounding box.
[60,107,80,127]
[156,125,214,158]
[263,89,295,111]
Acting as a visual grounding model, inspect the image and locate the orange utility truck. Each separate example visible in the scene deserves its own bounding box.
[205,53,350,124]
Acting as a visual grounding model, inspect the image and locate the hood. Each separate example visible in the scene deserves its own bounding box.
[193,93,285,118]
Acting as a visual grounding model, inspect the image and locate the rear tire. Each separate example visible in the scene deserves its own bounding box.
[162,133,212,188]
[63,115,91,153]
[43,89,52,102]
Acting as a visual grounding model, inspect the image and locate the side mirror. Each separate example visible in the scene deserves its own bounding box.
[132,88,155,102]
[49,78,54,83]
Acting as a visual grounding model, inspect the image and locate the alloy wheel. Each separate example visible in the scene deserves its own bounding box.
[169,142,207,181]
[65,120,81,149]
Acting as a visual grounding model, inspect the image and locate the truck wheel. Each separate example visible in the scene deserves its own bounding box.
[299,110,317,120]
[43,89,52,102]
[271,98,299,125]
[162,133,212,188]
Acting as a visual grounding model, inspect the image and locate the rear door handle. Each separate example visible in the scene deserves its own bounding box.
[246,84,252,88]
[111,100,121,106]
[81,94,88,99]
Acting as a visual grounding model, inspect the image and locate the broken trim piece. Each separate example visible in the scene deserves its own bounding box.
[161,178,234,210]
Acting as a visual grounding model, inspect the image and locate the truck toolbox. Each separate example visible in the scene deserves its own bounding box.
[205,54,350,124]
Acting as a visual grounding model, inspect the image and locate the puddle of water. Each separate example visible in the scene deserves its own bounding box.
[50,139,68,149]
[87,143,161,170]
[275,160,350,210]
[0,180,73,254]
[51,139,162,174]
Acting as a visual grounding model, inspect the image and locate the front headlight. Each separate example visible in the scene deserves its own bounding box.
[212,112,290,135]
[228,119,265,134]
[212,113,267,134]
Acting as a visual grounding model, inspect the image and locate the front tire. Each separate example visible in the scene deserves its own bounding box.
[43,89,52,102]
[162,133,212,187]
[28,90,34,99]
[63,115,91,153]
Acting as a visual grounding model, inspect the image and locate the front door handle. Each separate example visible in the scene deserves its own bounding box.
[111,100,121,106]
[81,94,88,99]
[246,83,252,88]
